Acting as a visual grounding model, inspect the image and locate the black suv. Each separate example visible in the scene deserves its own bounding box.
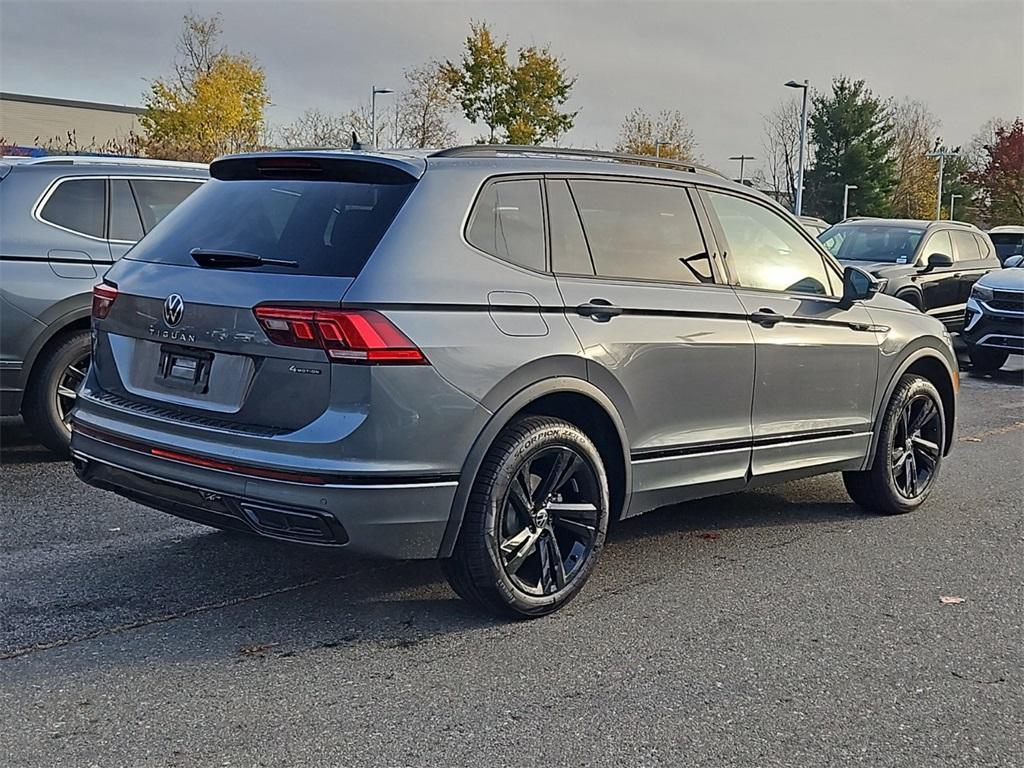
[819,218,1000,330]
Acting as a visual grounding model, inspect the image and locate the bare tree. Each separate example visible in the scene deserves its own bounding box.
[277,109,350,148]
[888,99,940,218]
[760,97,803,207]
[615,107,697,161]
[397,62,457,148]
[174,12,226,91]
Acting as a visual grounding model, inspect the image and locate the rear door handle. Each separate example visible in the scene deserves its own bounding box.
[576,299,623,321]
[750,307,783,327]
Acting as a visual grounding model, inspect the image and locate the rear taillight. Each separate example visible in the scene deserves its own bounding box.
[92,284,118,320]
[253,307,427,365]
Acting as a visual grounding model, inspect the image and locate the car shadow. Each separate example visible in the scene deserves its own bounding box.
[0,423,61,465]
[3,476,873,678]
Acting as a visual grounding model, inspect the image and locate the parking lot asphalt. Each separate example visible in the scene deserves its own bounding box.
[1,358,1022,768]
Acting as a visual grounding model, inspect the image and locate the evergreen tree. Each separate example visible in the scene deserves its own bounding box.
[804,77,895,221]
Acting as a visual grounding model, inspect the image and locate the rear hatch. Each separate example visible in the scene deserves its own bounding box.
[90,153,423,433]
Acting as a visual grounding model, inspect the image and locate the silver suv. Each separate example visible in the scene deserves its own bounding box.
[0,156,206,452]
[71,146,958,617]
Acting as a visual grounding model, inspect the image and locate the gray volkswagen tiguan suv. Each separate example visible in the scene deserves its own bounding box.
[0,156,207,452]
[71,146,959,617]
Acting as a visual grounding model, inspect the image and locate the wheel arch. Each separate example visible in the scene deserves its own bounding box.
[865,348,957,467]
[20,308,91,395]
[439,377,632,558]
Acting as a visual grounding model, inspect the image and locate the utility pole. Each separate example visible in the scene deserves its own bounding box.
[370,85,394,149]
[842,184,858,220]
[729,154,756,184]
[949,193,963,220]
[785,79,810,215]
[926,149,959,220]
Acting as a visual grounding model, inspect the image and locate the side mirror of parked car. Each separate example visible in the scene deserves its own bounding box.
[1003,254,1023,268]
[919,252,954,272]
[839,265,878,308]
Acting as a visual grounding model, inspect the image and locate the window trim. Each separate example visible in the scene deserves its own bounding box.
[546,174,726,288]
[33,174,205,244]
[697,186,843,299]
[462,174,550,276]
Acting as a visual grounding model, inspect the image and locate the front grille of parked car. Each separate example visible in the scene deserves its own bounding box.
[988,290,1024,313]
[83,389,287,437]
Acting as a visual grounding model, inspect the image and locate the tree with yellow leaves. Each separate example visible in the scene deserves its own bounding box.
[615,107,697,161]
[141,13,270,162]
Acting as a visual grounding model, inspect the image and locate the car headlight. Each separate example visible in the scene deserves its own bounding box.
[971,283,995,303]
[874,277,889,293]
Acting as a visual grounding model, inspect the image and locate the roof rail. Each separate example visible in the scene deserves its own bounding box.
[431,145,727,179]
[22,155,207,169]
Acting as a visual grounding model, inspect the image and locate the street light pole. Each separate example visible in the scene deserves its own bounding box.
[949,193,963,220]
[926,149,958,220]
[728,154,756,184]
[654,141,671,158]
[370,85,395,149]
[785,79,810,215]
[842,184,858,220]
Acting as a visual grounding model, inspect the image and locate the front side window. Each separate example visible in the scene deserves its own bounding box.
[39,178,105,238]
[921,231,953,263]
[467,179,545,271]
[130,179,202,232]
[568,180,713,284]
[708,191,833,296]
[547,180,594,275]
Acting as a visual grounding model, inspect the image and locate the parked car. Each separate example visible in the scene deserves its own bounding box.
[818,218,1001,330]
[988,225,1024,265]
[797,215,830,236]
[962,253,1023,371]
[0,156,207,452]
[71,146,959,618]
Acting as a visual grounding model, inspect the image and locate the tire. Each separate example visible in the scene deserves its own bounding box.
[843,374,945,515]
[968,346,1009,373]
[22,329,92,456]
[442,415,610,618]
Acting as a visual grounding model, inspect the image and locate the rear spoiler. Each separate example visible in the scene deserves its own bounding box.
[210,152,425,184]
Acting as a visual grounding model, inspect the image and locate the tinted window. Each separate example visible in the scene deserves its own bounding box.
[569,180,712,283]
[990,233,1024,261]
[40,178,105,238]
[708,191,833,296]
[127,178,415,277]
[973,235,992,260]
[950,230,981,261]
[109,179,144,241]
[548,180,593,275]
[921,231,953,263]
[467,179,545,271]
[130,179,202,232]
[820,224,924,263]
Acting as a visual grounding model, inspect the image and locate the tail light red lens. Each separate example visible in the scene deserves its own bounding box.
[253,307,428,365]
[92,284,118,320]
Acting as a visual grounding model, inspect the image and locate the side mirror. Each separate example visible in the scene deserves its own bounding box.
[1004,254,1023,268]
[919,252,954,272]
[839,265,878,308]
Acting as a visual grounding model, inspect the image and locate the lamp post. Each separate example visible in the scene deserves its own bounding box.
[949,193,963,220]
[842,184,858,220]
[654,141,672,158]
[729,154,755,184]
[370,85,394,149]
[926,149,959,220]
[785,79,810,215]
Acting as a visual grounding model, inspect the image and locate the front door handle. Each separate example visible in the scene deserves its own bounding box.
[750,307,783,327]
[576,299,623,322]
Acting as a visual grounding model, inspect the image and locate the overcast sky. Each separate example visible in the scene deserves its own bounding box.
[2,0,1021,175]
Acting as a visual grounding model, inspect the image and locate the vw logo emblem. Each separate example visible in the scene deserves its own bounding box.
[163,294,184,327]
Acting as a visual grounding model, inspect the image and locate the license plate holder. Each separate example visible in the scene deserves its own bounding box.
[157,345,213,393]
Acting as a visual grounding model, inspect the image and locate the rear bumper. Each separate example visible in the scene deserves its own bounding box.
[71,429,459,559]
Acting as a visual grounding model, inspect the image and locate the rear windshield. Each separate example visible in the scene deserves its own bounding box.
[126,178,415,276]
[990,233,1024,260]
[819,224,925,263]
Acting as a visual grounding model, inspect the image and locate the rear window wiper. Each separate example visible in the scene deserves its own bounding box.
[190,248,298,269]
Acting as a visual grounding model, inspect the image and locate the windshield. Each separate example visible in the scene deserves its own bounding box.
[127,177,415,276]
[990,233,1024,261]
[819,224,925,263]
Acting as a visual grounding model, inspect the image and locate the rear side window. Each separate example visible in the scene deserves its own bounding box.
[569,180,713,284]
[467,179,545,271]
[109,179,144,241]
[974,235,992,260]
[40,178,105,238]
[126,178,415,277]
[950,230,981,261]
[130,179,202,232]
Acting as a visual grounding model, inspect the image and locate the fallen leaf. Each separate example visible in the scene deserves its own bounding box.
[238,642,278,655]
[961,437,982,443]
[697,532,721,541]
[108,527,121,533]
[939,596,966,605]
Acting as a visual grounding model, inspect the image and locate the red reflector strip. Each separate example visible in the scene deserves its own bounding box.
[150,448,326,484]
